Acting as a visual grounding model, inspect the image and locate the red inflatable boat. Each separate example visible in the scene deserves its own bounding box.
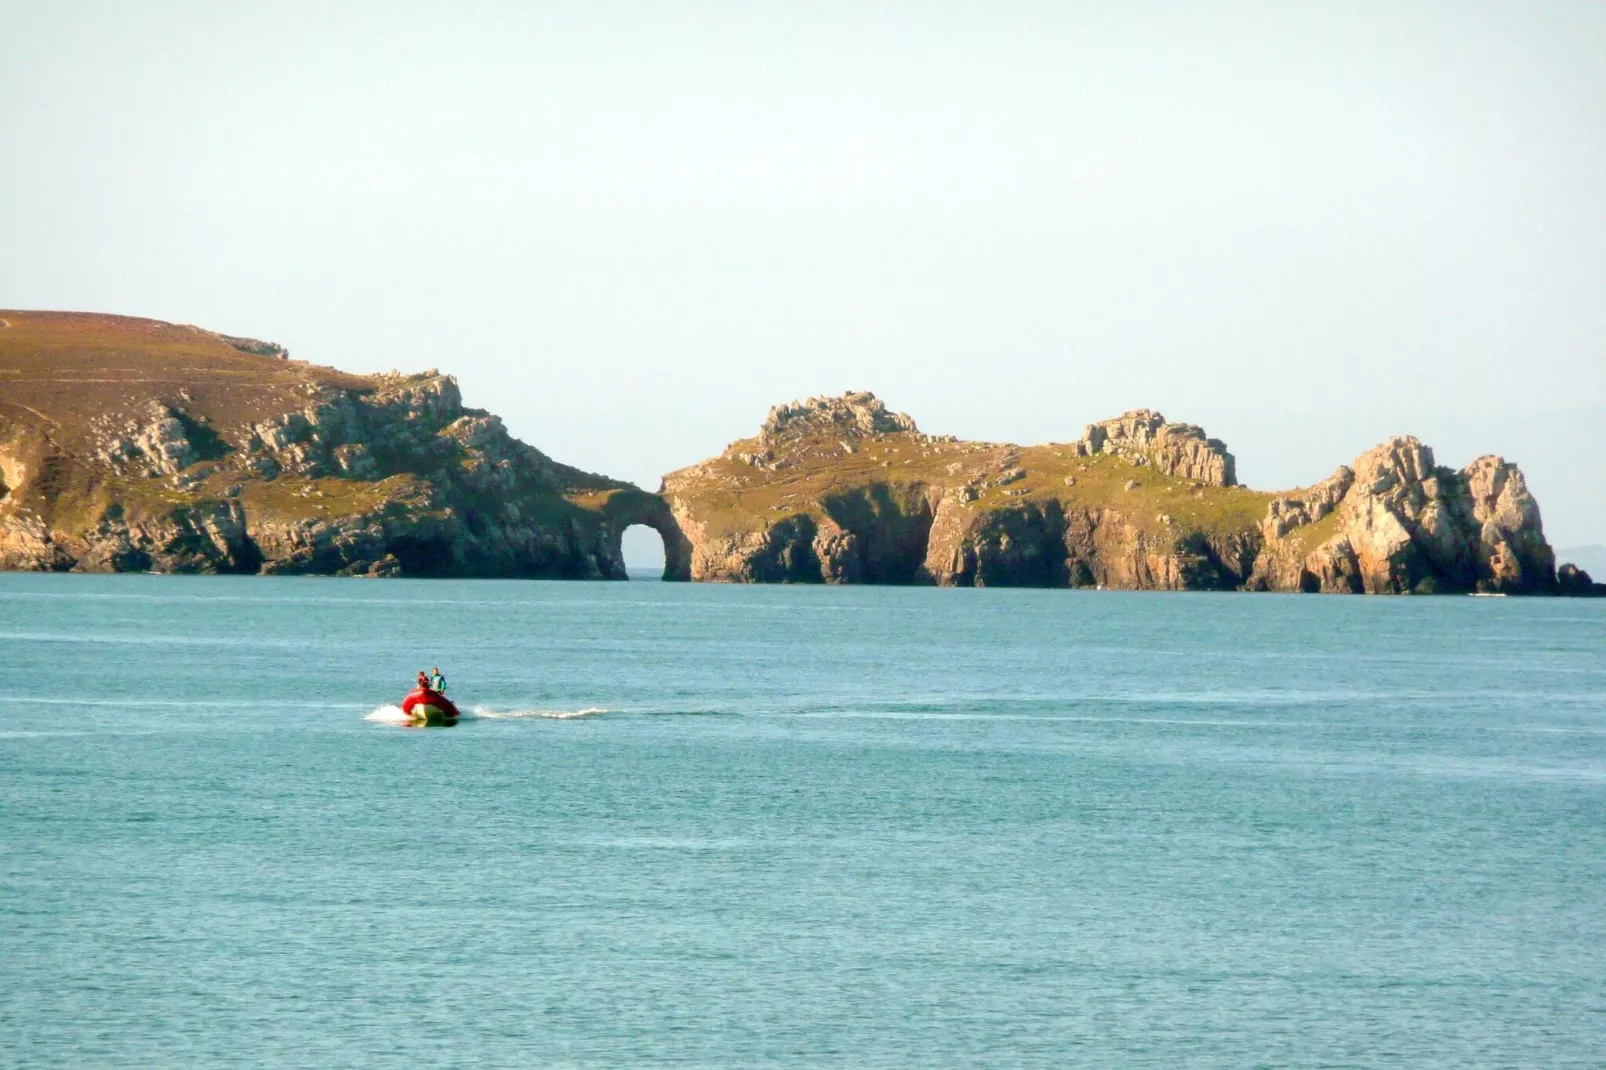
[401,688,460,726]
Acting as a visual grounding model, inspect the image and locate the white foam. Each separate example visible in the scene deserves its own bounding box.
[469,706,609,720]
[364,703,608,724]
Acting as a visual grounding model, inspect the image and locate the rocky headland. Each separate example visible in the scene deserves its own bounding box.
[661,392,1600,595]
[3,311,1599,593]
[0,312,681,577]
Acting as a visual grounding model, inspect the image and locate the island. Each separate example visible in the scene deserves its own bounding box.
[661,392,1600,596]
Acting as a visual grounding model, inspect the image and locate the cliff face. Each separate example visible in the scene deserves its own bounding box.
[661,392,1564,594]
[0,311,681,578]
[2,315,1576,593]
[1247,439,1556,594]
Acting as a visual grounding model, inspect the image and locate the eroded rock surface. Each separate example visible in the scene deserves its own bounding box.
[1075,410,1237,487]
[764,391,918,444]
[1248,437,1555,594]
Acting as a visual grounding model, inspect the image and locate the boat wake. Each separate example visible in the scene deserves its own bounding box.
[471,706,610,720]
[363,704,608,724]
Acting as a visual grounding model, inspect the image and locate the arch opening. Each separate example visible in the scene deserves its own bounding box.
[602,489,690,581]
[621,524,669,579]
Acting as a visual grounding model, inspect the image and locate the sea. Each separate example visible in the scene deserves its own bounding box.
[2,572,1604,1068]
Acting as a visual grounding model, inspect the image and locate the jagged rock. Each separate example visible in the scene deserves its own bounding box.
[1075,409,1237,486]
[332,444,378,479]
[1260,466,1353,540]
[1249,438,1555,594]
[1461,454,1554,592]
[92,404,203,476]
[761,391,917,446]
[1557,563,1606,596]
[219,334,289,359]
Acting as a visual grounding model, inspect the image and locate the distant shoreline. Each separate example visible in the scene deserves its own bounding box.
[1,311,1601,596]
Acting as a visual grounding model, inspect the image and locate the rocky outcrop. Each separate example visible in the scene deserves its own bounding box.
[1248,437,1555,594]
[1557,563,1606,597]
[0,311,685,579]
[662,393,1566,594]
[219,334,290,359]
[721,392,925,471]
[1075,410,1237,487]
[763,392,918,444]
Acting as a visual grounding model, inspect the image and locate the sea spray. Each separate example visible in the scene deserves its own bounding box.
[469,706,609,721]
[363,704,608,724]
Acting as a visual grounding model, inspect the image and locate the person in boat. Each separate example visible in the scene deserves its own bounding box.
[402,669,459,724]
[429,667,447,694]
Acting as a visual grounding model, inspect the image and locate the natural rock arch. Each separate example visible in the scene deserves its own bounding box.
[602,489,691,581]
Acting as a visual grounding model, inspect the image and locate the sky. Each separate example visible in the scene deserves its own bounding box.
[3,1,1603,566]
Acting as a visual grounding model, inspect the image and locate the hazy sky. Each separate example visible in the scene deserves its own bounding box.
[4,2,1603,563]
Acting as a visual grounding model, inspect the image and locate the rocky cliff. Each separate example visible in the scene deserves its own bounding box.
[0,311,681,577]
[660,392,1571,594]
[3,315,1584,593]
[1246,438,1556,594]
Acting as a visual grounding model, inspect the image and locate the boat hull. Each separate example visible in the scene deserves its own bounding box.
[405,703,458,726]
[400,689,460,726]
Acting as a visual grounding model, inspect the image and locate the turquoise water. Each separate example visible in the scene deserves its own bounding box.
[3,574,1604,1068]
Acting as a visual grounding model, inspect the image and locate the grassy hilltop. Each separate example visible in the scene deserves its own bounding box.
[669,425,1272,545]
[0,311,675,577]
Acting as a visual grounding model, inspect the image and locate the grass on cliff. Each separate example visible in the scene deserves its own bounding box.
[1,310,625,535]
[213,470,614,529]
[233,473,429,522]
[0,310,371,451]
[667,430,1276,542]
[35,457,623,537]
[1269,508,1342,556]
[32,466,434,531]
